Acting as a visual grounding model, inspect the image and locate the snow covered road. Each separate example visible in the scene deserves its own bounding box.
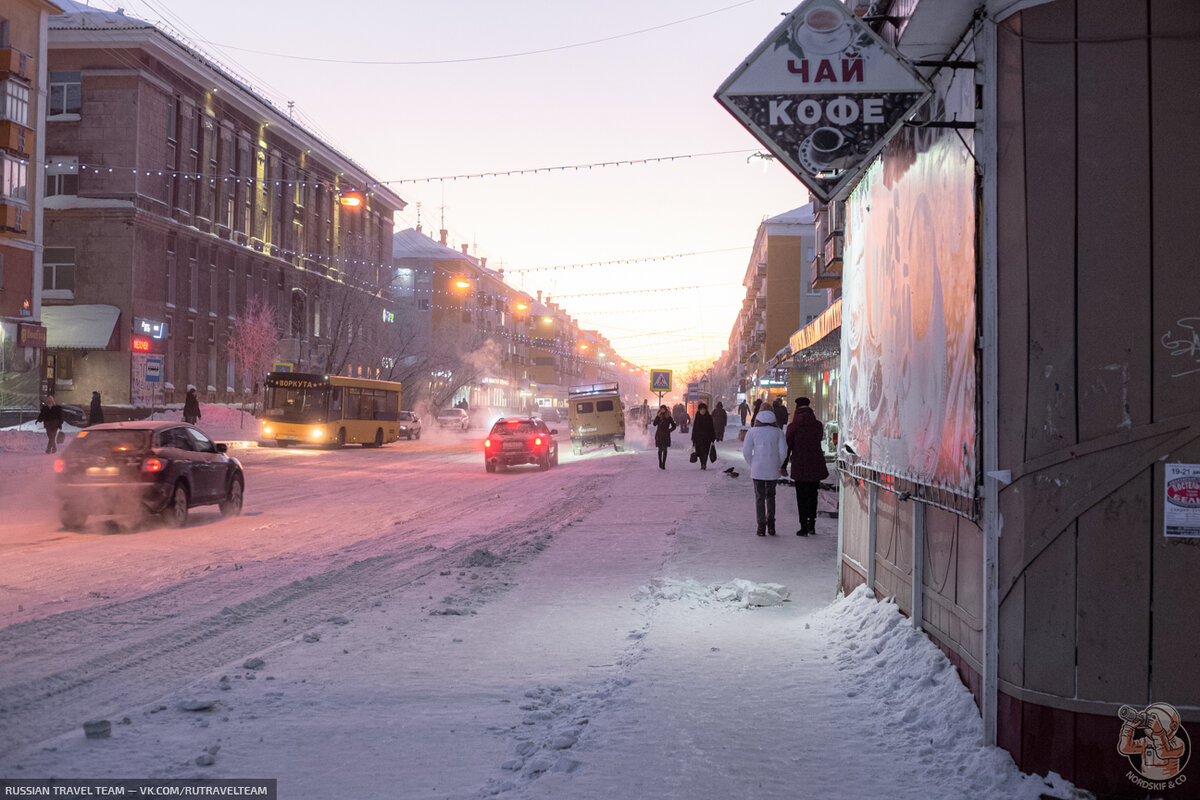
[0,419,1075,799]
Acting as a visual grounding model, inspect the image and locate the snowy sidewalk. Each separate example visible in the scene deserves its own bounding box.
[0,432,1073,799]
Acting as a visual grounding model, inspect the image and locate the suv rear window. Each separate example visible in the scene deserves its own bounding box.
[596,400,615,412]
[70,429,152,455]
[576,401,594,414]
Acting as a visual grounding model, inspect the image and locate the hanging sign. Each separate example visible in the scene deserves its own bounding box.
[715,0,931,202]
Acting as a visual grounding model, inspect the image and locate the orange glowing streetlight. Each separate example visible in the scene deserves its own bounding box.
[452,277,472,291]
[337,190,365,209]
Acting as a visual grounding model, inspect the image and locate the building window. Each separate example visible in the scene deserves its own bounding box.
[1,154,27,200]
[43,247,75,293]
[187,317,195,341]
[45,156,79,196]
[209,251,218,313]
[0,79,29,126]
[166,235,176,306]
[47,72,81,116]
[207,320,215,343]
[0,252,5,289]
[188,247,198,310]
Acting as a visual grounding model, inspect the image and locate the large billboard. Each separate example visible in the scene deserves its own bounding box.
[839,126,977,497]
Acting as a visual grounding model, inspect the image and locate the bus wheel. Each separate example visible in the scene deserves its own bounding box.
[365,428,383,447]
[613,437,625,452]
[276,440,290,448]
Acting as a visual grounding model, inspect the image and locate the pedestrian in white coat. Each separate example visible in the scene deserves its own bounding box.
[741,408,788,536]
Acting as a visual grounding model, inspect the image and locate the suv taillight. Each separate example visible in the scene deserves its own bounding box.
[142,457,166,473]
[484,438,492,449]
[53,458,65,473]
[533,436,543,447]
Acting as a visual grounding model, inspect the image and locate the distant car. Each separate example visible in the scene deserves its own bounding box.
[397,410,422,440]
[53,421,244,529]
[484,417,559,472]
[538,408,564,424]
[436,408,470,430]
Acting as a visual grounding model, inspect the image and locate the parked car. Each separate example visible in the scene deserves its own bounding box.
[484,417,559,472]
[53,421,244,529]
[567,382,626,455]
[436,408,470,430]
[397,410,422,440]
[538,408,564,424]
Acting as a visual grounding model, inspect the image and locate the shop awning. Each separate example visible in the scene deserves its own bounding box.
[42,304,121,350]
[788,299,841,355]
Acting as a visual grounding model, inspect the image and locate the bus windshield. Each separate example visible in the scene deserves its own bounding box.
[264,376,330,423]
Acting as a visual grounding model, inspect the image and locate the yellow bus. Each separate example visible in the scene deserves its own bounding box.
[260,372,402,448]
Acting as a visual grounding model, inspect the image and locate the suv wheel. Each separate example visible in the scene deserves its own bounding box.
[60,503,87,530]
[220,477,244,517]
[163,483,189,528]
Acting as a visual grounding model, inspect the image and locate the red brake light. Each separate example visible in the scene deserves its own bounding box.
[506,419,519,426]
[142,457,166,473]
[534,436,543,447]
[484,438,492,449]
[53,459,65,473]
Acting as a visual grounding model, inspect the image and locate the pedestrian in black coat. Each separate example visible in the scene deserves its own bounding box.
[785,397,830,536]
[183,387,202,424]
[651,405,677,470]
[737,400,750,427]
[690,402,716,470]
[89,391,104,426]
[712,402,728,441]
[772,397,789,429]
[36,395,64,453]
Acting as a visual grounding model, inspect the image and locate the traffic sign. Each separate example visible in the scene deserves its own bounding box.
[650,369,673,393]
[145,357,163,383]
[715,0,931,202]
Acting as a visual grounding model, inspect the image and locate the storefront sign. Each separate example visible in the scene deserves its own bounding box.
[16,322,46,348]
[715,0,931,201]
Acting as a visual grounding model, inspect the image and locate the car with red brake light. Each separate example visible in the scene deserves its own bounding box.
[484,417,559,472]
[53,421,244,529]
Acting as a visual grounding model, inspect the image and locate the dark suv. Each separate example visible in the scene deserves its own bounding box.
[484,417,559,472]
[54,421,244,529]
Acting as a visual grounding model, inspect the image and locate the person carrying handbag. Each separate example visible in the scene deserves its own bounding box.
[690,402,716,470]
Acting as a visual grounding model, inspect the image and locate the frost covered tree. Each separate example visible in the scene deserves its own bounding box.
[226,296,281,417]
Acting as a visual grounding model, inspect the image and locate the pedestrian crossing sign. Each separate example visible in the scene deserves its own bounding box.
[650,369,672,393]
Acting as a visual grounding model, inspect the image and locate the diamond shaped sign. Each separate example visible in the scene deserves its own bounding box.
[715,0,931,202]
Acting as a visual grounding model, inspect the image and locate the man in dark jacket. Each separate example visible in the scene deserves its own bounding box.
[785,397,829,536]
[737,400,750,427]
[36,395,65,454]
[772,397,789,429]
[712,401,728,441]
[183,387,202,424]
[689,402,716,470]
[89,391,104,426]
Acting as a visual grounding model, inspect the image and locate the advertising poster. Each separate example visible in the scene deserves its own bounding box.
[1164,463,1200,538]
[839,124,977,497]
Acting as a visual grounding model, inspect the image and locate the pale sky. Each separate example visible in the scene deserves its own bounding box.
[97,0,812,374]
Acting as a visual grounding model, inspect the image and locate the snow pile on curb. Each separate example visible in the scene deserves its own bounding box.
[639,577,790,607]
[812,585,1078,800]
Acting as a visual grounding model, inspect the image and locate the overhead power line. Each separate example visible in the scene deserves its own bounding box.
[210,1,759,65]
[551,282,740,300]
[386,150,756,185]
[510,247,748,273]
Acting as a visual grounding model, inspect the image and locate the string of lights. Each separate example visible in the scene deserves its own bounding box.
[37,148,758,190]
[551,282,740,299]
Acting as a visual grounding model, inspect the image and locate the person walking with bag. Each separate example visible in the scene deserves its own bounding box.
[183,387,202,425]
[690,402,716,470]
[36,395,65,454]
[785,397,829,536]
[651,405,677,470]
[742,408,787,536]
[712,401,728,442]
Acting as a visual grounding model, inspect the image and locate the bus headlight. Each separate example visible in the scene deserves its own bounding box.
[262,424,273,436]
[310,427,325,440]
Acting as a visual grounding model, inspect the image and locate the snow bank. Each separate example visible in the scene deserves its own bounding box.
[639,576,791,607]
[812,585,1077,800]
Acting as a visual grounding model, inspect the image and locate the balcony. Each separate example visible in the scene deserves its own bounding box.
[0,201,27,237]
[0,120,33,157]
[0,49,32,80]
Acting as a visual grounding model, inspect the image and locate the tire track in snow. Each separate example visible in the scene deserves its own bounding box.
[0,467,613,756]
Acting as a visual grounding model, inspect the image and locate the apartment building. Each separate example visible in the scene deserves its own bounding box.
[42,1,404,408]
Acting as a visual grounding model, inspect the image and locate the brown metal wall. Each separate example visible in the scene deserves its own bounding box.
[995,0,1200,733]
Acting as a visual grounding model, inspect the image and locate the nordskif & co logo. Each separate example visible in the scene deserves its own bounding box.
[1118,702,1191,791]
